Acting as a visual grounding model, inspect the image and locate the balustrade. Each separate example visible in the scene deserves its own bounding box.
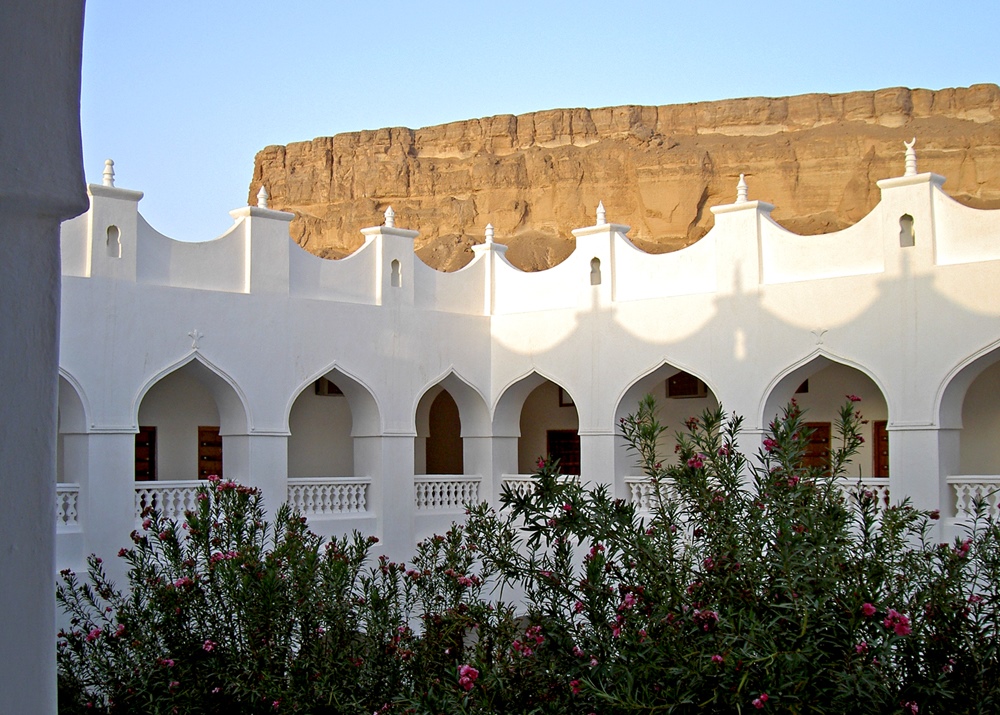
[414,475,480,510]
[56,483,80,528]
[948,476,1000,519]
[134,480,203,522]
[287,477,369,516]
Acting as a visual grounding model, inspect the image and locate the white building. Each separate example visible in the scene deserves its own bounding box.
[55,146,1000,573]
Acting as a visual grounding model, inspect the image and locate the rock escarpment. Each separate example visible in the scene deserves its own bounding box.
[250,84,1000,271]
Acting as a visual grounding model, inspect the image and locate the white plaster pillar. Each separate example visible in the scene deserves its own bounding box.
[360,215,419,307]
[490,436,521,505]
[462,435,494,498]
[354,434,416,562]
[0,3,87,710]
[223,434,289,519]
[887,426,953,538]
[470,230,508,315]
[229,205,294,294]
[81,433,139,585]
[579,430,617,495]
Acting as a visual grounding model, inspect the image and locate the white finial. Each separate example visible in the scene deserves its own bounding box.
[904,138,917,176]
[596,201,607,226]
[256,185,268,209]
[736,173,748,204]
[485,223,494,244]
[384,206,395,228]
[102,159,115,187]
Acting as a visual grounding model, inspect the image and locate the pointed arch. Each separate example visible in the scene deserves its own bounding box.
[494,371,580,476]
[937,339,1000,476]
[493,369,572,438]
[133,353,251,435]
[414,368,491,437]
[612,360,719,482]
[613,359,718,426]
[58,368,90,434]
[761,351,890,479]
[937,338,1000,430]
[284,362,382,438]
[759,350,889,430]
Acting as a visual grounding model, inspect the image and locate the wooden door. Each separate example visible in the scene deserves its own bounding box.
[198,426,222,479]
[546,430,581,476]
[135,426,156,481]
[802,422,831,474]
[873,420,889,477]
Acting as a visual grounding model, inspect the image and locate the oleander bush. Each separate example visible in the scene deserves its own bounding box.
[57,397,1000,714]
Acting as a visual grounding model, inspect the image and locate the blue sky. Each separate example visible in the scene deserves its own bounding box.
[81,1,998,241]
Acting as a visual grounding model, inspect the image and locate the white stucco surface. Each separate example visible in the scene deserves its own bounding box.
[55,153,1000,570]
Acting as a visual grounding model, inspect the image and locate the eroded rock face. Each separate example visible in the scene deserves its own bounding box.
[250,84,1000,271]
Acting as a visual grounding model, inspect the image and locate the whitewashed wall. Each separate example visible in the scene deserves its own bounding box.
[56,153,1000,568]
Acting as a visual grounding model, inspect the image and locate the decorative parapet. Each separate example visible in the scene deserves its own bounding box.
[60,150,1000,314]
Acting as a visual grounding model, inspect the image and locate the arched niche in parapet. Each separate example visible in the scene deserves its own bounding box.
[613,362,719,504]
[133,356,250,482]
[494,372,580,477]
[938,342,1000,483]
[57,371,90,484]
[412,370,491,477]
[285,366,382,480]
[761,354,889,480]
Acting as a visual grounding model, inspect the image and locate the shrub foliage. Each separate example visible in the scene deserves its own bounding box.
[58,398,1000,714]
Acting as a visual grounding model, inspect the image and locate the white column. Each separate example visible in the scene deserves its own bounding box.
[355,434,416,562]
[0,3,87,710]
[223,434,289,519]
[81,433,139,585]
[579,430,617,494]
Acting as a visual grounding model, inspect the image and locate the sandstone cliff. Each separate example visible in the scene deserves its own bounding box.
[250,85,1000,271]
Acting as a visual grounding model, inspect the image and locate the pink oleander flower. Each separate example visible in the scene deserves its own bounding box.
[900,701,918,714]
[574,600,585,614]
[526,625,544,644]
[570,679,582,695]
[158,658,175,668]
[619,592,637,610]
[955,538,972,557]
[85,627,102,642]
[883,608,912,636]
[752,692,769,709]
[203,639,216,652]
[611,624,622,638]
[458,664,479,691]
[141,518,152,530]
[762,438,779,452]
[687,454,705,469]
[113,624,125,638]
[856,641,868,654]
[711,654,724,664]
[562,502,573,512]
[861,602,877,617]
[572,645,585,658]
[847,394,862,402]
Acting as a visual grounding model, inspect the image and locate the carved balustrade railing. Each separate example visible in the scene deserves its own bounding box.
[56,483,80,529]
[287,477,369,516]
[948,476,1000,519]
[414,475,481,511]
[134,480,204,522]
